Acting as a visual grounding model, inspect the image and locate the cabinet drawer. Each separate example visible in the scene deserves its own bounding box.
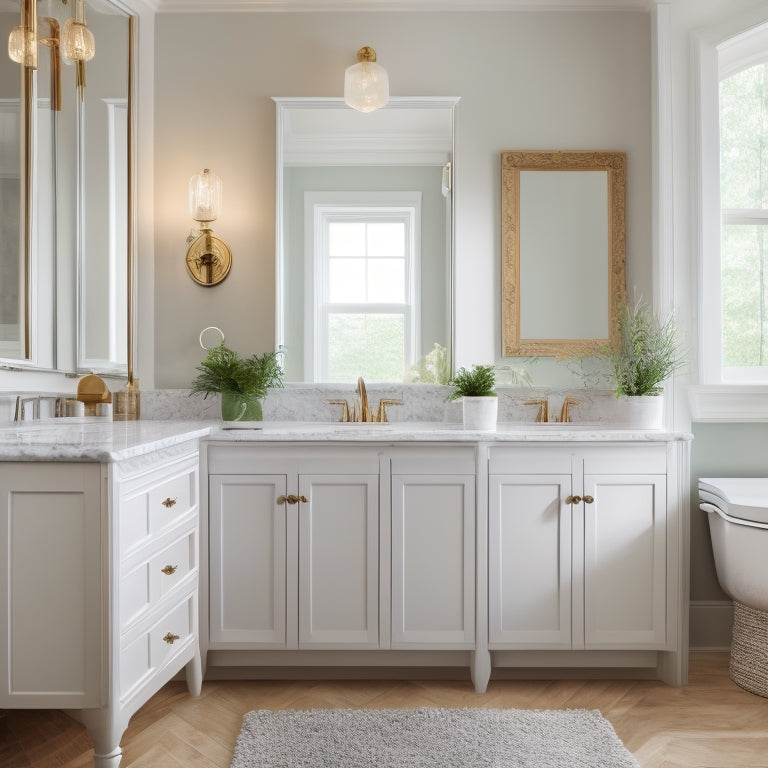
[120,529,197,631]
[120,465,197,557]
[120,594,194,700]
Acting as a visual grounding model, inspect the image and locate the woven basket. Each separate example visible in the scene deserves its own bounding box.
[730,601,768,698]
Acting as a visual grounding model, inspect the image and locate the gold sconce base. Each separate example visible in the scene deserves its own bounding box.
[185,230,232,286]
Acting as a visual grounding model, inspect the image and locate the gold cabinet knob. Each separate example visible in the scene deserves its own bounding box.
[298,495,308,503]
[277,494,308,505]
[277,495,287,505]
[566,495,582,505]
[161,497,177,508]
[160,564,178,575]
[162,632,180,645]
[583,495,594,504]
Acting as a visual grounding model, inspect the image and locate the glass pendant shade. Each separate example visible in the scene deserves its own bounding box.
[61,18,95,62]
[8,26,37,68]
[189,169,222,224]
[344,47,389,113]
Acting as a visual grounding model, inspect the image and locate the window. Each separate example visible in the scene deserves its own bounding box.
[307,194,420,382]
[720,60,768,381]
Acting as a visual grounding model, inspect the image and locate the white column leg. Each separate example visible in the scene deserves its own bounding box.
[186,647,203,696]
[470,649,492,693]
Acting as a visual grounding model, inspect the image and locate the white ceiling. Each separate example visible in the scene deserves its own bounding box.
[153,0,656,13]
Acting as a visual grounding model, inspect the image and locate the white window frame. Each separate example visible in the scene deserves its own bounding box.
[304,191,421,383]
[691,12,768,421]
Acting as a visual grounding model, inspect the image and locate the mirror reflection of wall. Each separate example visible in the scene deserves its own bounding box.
[0,0,130,374]
[275,97,457,384]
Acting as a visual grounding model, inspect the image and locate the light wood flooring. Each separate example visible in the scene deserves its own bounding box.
[1,652,767,767]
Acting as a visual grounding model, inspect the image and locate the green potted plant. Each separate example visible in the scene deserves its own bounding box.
[446,364,498,430]
[607,296,682,428]
[190,343,284,424]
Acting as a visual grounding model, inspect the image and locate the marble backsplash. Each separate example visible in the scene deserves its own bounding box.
[140,385,625,425]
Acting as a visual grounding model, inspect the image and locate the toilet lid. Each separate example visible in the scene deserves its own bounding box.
[699,477,768,525]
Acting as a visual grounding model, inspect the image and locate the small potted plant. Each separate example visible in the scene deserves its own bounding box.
[446,364,498,430]
[607,296,682,428]
[190,343,284,425]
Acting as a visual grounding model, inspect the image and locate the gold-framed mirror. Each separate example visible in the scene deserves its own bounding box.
[501,150,626,359]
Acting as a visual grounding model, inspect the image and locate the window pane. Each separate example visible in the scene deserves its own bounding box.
[327,313,405,382]
[720,64,768,210]
[368,259,405,303]
[722,223,768,366]
[329,258,366,302]
[367,222,405,257]
[329,222,365,257]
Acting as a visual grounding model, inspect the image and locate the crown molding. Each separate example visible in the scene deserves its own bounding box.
[152,0,657,14]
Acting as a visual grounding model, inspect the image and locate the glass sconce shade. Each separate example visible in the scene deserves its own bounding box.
[189,169,222,224]
[61,18,95,61]
[344,46,389,113]
[8,26,37,68]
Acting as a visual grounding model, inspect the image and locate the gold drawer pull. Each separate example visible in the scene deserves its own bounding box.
[583,495,594,504]
[161,497,177,508]
[277,494,309,505]
[566,495,582,505]
[163,632,180,645]
[160,564,178,575]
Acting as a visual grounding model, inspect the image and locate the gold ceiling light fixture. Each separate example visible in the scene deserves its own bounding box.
[186,168,232,287]
[344,45,389,113]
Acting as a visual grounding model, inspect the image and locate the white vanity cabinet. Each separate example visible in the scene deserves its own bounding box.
[207,444,380,651]
[0,440,203,768]
[488,444,668,651]
[0,463,103,709]
[389,447,476,649]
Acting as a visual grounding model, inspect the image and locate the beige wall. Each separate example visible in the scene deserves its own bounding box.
[152,10,652,387]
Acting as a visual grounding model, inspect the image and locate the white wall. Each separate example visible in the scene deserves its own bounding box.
[152,9,652,387]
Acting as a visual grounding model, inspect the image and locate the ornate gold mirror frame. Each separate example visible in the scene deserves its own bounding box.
[501,150,626,359]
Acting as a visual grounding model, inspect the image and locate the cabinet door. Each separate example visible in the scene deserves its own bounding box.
[0,463,102,708]
[391,475,475,648]
[298,474,379,648]
[209,474,287,647]
[583,474,666,648]
[488,474,572,648]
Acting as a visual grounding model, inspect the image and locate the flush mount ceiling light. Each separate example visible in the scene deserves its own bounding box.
[344,46,389,113]
[186,168,232,286]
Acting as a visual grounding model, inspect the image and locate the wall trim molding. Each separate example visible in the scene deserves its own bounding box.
[689,600,733,650]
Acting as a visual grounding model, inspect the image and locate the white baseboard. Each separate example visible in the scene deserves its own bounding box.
[690,600,734,650]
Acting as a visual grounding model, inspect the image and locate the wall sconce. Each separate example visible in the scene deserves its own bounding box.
[344,46,389,113]
[186,168,232,286]
[8,0,95,107]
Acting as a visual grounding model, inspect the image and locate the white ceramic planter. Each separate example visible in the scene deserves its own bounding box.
[463,396,498,430]
[616,394,664,429]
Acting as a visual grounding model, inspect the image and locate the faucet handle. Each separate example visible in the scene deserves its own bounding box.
[326,399,350,422]
[376,398,403,423]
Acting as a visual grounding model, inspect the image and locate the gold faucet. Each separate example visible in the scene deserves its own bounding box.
[326,377,403,422]
[525,398,549,423]
[559,396,580,424]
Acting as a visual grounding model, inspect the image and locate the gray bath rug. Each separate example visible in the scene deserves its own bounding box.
[229,707,640,767]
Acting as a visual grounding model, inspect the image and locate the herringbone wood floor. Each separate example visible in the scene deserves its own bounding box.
[1,652,767,767]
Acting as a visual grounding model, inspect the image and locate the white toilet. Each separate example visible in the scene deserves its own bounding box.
[699,477,768,697]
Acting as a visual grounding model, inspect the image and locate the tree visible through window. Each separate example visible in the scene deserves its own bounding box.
[720,61,768,379]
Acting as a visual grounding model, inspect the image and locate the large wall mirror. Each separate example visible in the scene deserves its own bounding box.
[501,150,626,359]
[275,96,457,383]
[0,0,131,375]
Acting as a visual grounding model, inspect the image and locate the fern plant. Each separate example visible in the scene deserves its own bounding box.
[190,343,284,400]
[609,298,682,397]
[446,364,497,401]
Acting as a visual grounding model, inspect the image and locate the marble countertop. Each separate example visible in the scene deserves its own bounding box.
[0,419,212,462]
[0,418,692,462]
[208,420,692,443]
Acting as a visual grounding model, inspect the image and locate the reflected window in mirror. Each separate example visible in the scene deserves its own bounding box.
[308,193,419,382]
[275,97,458,383]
